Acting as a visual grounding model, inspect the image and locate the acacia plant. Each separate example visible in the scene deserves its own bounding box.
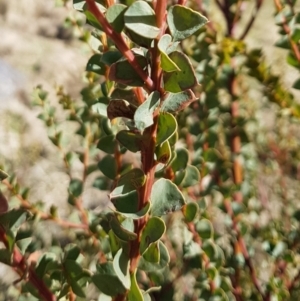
[1,0,300,300]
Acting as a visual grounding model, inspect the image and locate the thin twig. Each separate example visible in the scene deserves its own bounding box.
[0,226,56,301]
[239,0,264,40]
[85,0,155,92]
[224,199,270,300]
[2,179,88,230]
[273,0,300,62]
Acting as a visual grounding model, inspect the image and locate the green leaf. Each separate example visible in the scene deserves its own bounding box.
[0,249,12,265]
[68,179,83,197]
[92,102,108,117]
[143,242,160,263]
[109,55,149,87]
[150,179,185,216]
[113,248,130,289]
[116,202,150,219]
[163,51,198,92]
[161,90,197,113]
[112,192,139,214]
[124,1,160,39]
[180,164,200,188]
[182,202,199,222]
[97,135,118,154]
[126,30,153,48]
[93,176,109,190]
[98,155,118,179]
[143,291,154,301]
[0,190,8,214]
[140,217,166,254]
[85,6,106,30]
[275,35,290,49]
[107,99,136,120]
[0,208,27,231]
[73,0,86,11]
[108,230,121,257]
[287,51,300,68]
[158,34,181,72]
[102,118,113,135]
[101,51,123,66]
[134,91,160,132]
[70,279,86,298]
[106,4,127,33]
[5,229,15,252]
[196,219,213,239]
[128,270,143,301]
[214,245,225,268]
[293,209,300,221]
[116,130,144,152]
[293,78,300,90]
[64,244,81,261]
[170,148,189,171]
[35,253,57,278]
[110,88,139,105]
[93,262,127,296]
[64,260,83,279]
[291,26,300,43]
[86,54,106,75]
[17,237,32,254]
[0,169,9,181]
[111,168,146,197]
[156,113,177,145]
[202,240,218,262]
[109,214,137,241]
[138,241,170,272]
[155,140,171,164]
[167,5,208,41]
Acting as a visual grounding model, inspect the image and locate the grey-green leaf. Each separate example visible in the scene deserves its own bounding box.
[140,217,166,254]
[161,90,197,113]
[106,4,127,33]
[113,248,130,289]
[167,5,208,41]
[150,178,185,216]
[93,262,127,296]
[124,1,160,39]
[163,51,198,92]
[156,113,177,145]
[134,91,160,132]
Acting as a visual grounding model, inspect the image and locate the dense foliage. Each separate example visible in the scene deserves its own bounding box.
[1,0,300,300]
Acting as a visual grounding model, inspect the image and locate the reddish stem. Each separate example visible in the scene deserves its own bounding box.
[0,226,56,301]
[85,0,154,92]
[273,0,300,62]
[224,199,270,300]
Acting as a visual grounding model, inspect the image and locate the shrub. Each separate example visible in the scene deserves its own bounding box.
[1,0,300,300]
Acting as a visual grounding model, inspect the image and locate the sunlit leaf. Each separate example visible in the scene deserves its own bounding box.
[113,248,130,289]
[128,270,143,301]
[124,1,160,39]
[140,217,166,254]
[134,91,160,132]
[156,113,177,145]
[106,4,127,33]
[161,90,197,113]
[167,5,208,41]
[93,262,127,296]
[150,179,185,216]
[163,51,198,92]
